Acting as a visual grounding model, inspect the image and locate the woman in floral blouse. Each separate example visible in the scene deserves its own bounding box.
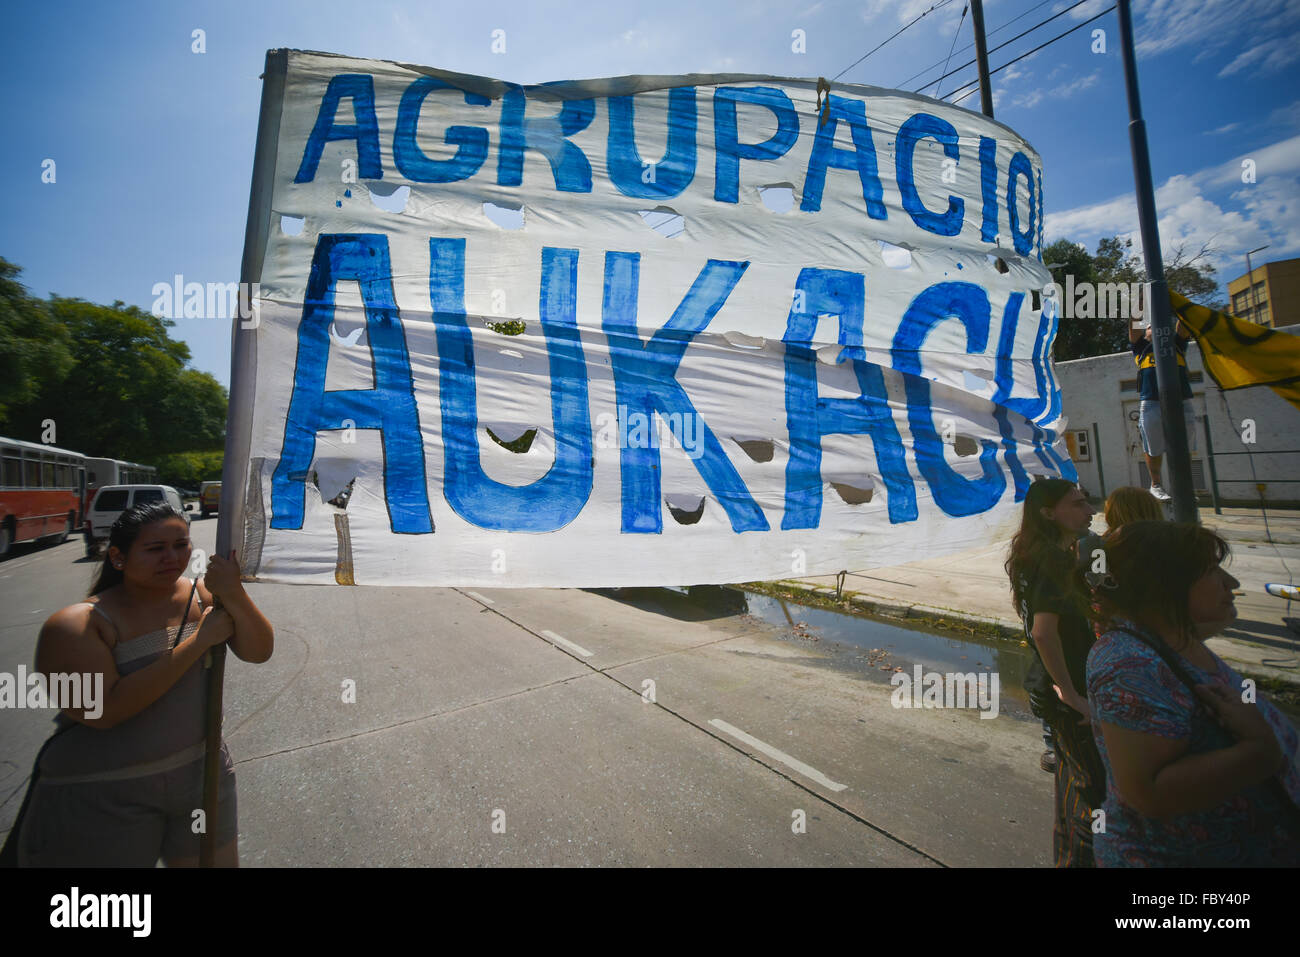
[1087,521,1299,866]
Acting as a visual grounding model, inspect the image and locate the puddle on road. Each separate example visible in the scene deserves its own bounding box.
[703,585,1037,713]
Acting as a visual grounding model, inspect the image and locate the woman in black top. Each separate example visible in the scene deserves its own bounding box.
[1005,478,1104,866]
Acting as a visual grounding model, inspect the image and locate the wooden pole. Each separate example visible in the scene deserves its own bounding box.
[201,48,288,867]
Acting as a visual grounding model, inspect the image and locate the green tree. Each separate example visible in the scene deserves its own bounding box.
[1,288,227,463]
[153,450,225,489]
[0,258,74,421]
[1047,236,1224,361]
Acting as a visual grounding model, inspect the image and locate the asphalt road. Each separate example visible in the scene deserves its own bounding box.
[0,518,1054,866]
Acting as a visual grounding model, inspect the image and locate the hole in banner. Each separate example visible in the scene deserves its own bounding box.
[758,183,795,213]
[666,496,706,525]
[831,481,873,505]
[484,201,524,230]
[486,426,537,454]
[369,183,410,213]
[954,435,979,457]
[638,206,685,238]
[722,331,766,349]
[485,318,526,336]
[280,215,305,235]
[879,240,912,269]
[733,439,775,463]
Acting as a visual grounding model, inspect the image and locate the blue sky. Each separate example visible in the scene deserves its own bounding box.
[3,0,1298,387]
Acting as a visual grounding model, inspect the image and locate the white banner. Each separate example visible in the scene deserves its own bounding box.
[232,49,1075,587]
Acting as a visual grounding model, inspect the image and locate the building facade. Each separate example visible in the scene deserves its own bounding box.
[1226,257,1300,328]
[1055,324,1300,509]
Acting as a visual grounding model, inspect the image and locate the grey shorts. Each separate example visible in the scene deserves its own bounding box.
[1138,399,1198,458]
[16,742,238,867]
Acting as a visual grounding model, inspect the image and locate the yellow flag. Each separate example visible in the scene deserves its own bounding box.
[1170,292,1300,411]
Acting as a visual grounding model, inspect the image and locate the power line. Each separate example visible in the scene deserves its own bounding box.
[945,4,1117,106]
[916,0,1097,94]
[831,0,957,83]
[936,4,970,100]
[898,0,1056,89]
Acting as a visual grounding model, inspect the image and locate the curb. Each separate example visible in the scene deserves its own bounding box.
[765,579,1300,698]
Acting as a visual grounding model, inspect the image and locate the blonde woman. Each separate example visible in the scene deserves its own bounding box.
[1103,486,1164,532]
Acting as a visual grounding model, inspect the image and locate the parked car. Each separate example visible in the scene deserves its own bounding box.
[84,484,191,558]
[200,481,221,518]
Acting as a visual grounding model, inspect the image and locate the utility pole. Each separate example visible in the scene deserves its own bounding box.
[970,0,994,118]
[1116,0,1197,523]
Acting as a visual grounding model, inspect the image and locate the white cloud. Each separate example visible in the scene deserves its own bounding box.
[1201,134,1300,188]
[1267,99,1300,129]
[1134,0,1300,57]
[1010,68,1100,109]
[1218,33,1300,77]
[858,0,895,24]
[1063,0,1110,20]
[1045,140,1300,284]
[1204,123,1239,136]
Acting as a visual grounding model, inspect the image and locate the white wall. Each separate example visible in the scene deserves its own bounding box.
[1055,325,1300,508]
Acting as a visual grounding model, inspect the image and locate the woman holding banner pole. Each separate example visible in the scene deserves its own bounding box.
[9,502,272,867]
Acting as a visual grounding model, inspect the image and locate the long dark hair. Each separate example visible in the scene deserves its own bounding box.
[1095,521,1230,649]
[1005,477,1078,615]
[88,502,189,596]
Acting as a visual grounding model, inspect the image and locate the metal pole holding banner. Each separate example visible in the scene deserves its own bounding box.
[1115,0,1197,524]
[970,0,995,119]
[202,49,287,867]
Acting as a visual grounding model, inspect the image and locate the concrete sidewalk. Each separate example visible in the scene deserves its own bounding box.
[771,506,1300,687]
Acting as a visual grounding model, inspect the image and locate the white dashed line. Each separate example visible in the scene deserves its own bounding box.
[464,591,494,605]
[540,630,593,658]
[709,718,847,792]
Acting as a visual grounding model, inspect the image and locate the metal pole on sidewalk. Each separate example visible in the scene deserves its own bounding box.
[1115,0,1197,524]
[970,0,995,118]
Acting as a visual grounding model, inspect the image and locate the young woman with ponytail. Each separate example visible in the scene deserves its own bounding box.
[1005,477,1105,866]
[11,501,273,867]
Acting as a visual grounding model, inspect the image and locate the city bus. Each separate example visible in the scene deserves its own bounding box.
[0,436,87,558]
[83,457,157,489]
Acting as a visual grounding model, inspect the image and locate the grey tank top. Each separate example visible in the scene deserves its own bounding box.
[39,589,222,783]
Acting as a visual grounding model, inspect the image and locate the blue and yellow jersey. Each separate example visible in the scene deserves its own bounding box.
[1131,331,1192,401]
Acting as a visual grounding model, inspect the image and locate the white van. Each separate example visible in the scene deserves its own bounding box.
[84,485,191,557]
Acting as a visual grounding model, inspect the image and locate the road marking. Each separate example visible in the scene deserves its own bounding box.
[540,629,593,658]
[709,718,847,792]
[464,591,494,605]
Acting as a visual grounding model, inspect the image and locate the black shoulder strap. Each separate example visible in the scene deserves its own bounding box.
[185,576,201,621]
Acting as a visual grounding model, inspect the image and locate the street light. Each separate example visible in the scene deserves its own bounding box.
[1245,244,1269,324]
